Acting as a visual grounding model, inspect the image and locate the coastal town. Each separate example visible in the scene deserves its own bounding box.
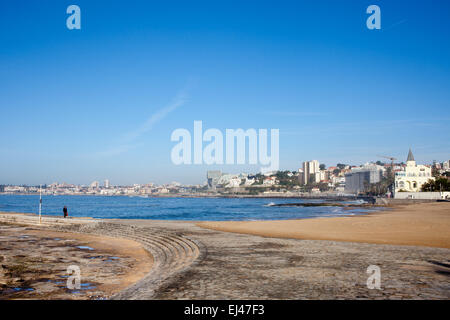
[2,150,449,200]
[1,0,450,307]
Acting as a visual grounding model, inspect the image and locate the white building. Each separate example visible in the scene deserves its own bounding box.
[226,178,242,188]
[158,188,170,194]
[443,160,450,171]
[263,176,277,186]
[244,177,255,186]
[90,181,99,188]
[394,149,433,193]
[319,170,329,181]
[217,173,249,188]
[104,179,110,188]
[301,160,320,184]
[331,176,345,186]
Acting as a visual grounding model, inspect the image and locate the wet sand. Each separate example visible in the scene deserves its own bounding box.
[198,202,450,249]
[0,224,153,299]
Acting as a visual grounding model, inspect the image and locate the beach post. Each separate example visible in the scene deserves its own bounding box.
[39,184,42,224]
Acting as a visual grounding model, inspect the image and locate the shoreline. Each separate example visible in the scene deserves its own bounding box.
[197,202,450,249]
[0,193,372,200]
[3,202,449,250]
[1,203,449,299]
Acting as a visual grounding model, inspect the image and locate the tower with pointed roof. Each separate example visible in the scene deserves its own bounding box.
[407,148,414,161]
[406,148,416,167]
[394,149,433,195]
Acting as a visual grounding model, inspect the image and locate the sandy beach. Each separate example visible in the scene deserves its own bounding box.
[198,202,450,249]
[1,202,450,299]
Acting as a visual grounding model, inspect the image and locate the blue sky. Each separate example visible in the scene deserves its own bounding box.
[1,0,449,185]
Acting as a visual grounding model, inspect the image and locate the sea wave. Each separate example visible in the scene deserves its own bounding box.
[264,202,276,207]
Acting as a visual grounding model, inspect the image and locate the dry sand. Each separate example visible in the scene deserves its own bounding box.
[198,202,450,249]
[2,204,450,299]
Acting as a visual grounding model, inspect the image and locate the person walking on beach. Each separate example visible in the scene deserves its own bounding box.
[63,206,68,218]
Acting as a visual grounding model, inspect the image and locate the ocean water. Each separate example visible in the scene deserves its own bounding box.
[0,195,376,221]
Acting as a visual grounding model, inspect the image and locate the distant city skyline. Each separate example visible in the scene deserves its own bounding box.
[2,154,447,188]
[1,1,449,185]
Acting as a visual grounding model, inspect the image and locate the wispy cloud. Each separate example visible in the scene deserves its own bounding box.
[382,19,407,32]
[121,88,189,143]
[87,85,190,159]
